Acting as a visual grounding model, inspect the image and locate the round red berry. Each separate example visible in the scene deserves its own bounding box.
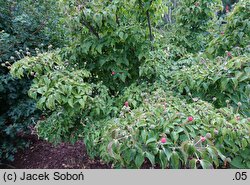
[188,116,194,122]
[227,52,232,57]
[200,136,206,142]
[161,137,167,143]
[111,71,116,75]
[124,101,129,107]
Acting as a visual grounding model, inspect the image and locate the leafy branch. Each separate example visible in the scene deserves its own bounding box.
[81,14,100,39]
[138,0,154,43]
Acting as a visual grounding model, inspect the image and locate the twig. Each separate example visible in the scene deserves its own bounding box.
[116,9,120,26]
[81,14,100,39]
[146,10,153,42]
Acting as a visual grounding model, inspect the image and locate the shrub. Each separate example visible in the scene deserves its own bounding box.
[9,0,167,143]
[7,0,250,170]
[84,88,250,169]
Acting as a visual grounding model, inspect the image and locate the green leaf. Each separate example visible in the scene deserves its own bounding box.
[145,152,155,166]
[176,127,184,134]
[141,130,147,142]
[200,159,213,169]
[217,150,226,162]
[206,146,218,160]
[146,137,157,145]
[230,156,246,169]
[170,151,180,169]
[78,96,87,109]
[93,13,102,27]
[159,150,168,169]
[241,139,248,148]
[220,78,229,91]
[96,44,102,54]
[171,132,179,142]
[46,95,55,110]
[68,99,74,108]
[246,161,250,169]
[162,147,172,161]
[231,78,238,89]
[187,143,196,156]
[119,32,124,39]
[119,73,126,83]
[189,158,197,169]
[37,97,46,109]
[135,153,144,168]
[82,42,92,54]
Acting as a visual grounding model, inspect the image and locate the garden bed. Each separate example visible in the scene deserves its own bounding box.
[9,137,111,169]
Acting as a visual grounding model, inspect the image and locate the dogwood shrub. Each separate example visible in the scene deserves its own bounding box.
[84,88,250,169]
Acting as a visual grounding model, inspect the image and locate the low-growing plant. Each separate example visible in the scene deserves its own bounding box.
[84,88,250,169]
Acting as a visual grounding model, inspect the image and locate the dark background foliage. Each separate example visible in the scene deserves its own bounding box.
[0,0,65,162]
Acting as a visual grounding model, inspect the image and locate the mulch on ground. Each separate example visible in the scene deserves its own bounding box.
[10,137,111,169]
[2,135,159,169]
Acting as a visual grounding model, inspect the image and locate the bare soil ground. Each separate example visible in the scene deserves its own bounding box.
[10,137,111,169]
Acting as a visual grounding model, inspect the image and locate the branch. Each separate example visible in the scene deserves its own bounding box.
[138,0,154,43]
[146,10,153,42]
[81,14,100,39]
[116,8,120,26]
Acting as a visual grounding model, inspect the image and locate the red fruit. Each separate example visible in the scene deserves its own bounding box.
[124,101,129,107]
[236,116,240,121]
[188,116,194,122]
[227,52,232,57]
[221,32,224,35]
[200,136,206,142]
[161,137,167,143]
[111,71,116,75]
